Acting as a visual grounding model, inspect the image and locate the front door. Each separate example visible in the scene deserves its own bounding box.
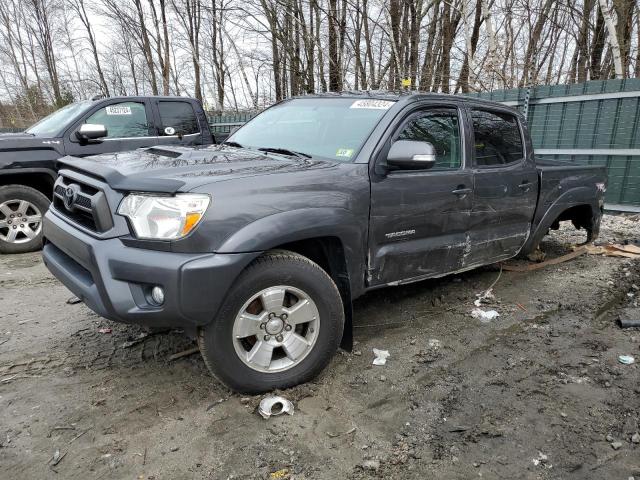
[368,105,473,286]
[64,100,158,157]
[465,108,538,265]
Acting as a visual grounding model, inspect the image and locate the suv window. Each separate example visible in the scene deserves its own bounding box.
[84,101,150,138]
[397,107,462,170]
[471,109,523,167]
[158,101,199,135]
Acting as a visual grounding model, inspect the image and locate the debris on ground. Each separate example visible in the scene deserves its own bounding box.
[372,348,390,366]
[584,243,640,258]
[618,317,640,328]
[471,308,500,323]
[258,396,295,419]
[49,449,67,467]
[427,339,442,349]
[503,246,587,271]
[474,266,502,306]
[121,332,149,349]
[168,346,200,361]
[618,355,635,365]
[474,288,495,307]
[327,427,357,438]
[97,328,112,334]
[532,451,550,467]
[66,296,82,305]
[269,468,290,479]
[527,248,547,262]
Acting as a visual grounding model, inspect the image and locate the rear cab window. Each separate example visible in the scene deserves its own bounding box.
[84,101,150,138]
[158,101,199,136]
[471,109,524,167]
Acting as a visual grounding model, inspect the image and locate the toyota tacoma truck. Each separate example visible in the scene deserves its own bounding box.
[0,95,214,253]
[42,93,606,393]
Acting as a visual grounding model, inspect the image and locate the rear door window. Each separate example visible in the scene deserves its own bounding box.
[84,101,150,138]
[158,101,199,135]
[471,109,523,167]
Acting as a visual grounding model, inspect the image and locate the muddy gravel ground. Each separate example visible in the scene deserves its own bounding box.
[1,215,640,480]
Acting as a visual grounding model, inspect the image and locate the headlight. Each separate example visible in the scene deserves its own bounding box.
[117,193,210,240]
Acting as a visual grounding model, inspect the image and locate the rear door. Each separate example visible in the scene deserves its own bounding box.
[63,99,157,157]
[368,103,474,286]
[149,99,204,147]
[465,107,538,265]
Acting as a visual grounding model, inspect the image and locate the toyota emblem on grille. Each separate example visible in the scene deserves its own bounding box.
[63,184,80,211]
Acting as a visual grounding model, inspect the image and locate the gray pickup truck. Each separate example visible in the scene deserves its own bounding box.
[42,92,606,393]
[0,96,214,253]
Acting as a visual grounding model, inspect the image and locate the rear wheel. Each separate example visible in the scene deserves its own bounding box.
[0,185,49,254]
[198,250,344,393]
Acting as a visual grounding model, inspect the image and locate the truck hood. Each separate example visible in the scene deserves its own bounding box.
[57,145,336,193]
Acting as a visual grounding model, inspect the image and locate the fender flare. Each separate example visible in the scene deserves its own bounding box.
[521,186,600,254]
[217,207,366,284]
[0,168,57,182]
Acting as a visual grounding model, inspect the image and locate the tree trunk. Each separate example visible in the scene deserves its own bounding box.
[598,0,624,78]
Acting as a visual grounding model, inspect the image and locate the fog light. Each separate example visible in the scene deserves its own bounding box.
[151,286,165,305]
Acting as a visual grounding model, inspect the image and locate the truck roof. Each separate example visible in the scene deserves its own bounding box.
[293,90,515,111]
[90,95,202,103]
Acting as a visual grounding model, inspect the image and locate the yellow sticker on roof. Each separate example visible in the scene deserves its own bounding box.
[336,148,354,158]
[350,99,394,110]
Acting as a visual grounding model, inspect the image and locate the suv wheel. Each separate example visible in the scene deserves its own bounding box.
[0,185,49,254]
[198,250,345,393]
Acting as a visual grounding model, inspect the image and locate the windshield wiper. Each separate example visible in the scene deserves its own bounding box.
[222,141,243,148]
[258,147,312,159]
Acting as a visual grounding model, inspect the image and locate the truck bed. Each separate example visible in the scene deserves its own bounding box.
[525,158,607,251]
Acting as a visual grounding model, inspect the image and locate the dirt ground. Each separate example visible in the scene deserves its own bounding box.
[1,215,640,480]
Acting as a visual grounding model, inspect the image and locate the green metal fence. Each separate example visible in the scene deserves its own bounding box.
[208,112,257,138]
[466,79,640,209]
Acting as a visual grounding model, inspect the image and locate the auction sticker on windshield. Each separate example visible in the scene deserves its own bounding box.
[350,99,394,110]
[106,105,132,115]
[336,148,354,158]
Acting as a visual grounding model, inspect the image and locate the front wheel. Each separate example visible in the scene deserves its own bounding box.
[0,185,49,254]
[198,250,345,393]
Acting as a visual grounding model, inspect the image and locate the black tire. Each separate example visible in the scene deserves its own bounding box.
[198,250,345,393]
[0,185,50,254]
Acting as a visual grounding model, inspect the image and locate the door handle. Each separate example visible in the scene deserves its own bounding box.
[518,182,531,191]
[452,187,472,197]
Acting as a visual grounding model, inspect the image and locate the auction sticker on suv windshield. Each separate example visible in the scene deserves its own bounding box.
[350,99,394,110]
[106,105,132,115]
[336,148,354,158]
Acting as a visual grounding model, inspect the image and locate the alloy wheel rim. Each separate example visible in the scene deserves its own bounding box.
[0,200,43,244]
[232,285,320,373]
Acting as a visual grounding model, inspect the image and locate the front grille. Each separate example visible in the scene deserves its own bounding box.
[52,176,114,233]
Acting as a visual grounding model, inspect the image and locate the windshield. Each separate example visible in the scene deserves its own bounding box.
[26,100,93,136]
[228,98,395,161]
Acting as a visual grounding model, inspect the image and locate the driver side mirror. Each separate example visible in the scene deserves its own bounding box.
[386,140,436,170]
[76,123,107,143]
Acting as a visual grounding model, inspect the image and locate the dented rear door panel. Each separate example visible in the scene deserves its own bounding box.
[466,162,538,264]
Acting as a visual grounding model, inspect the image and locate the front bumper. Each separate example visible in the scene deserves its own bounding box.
[42,209,258,328]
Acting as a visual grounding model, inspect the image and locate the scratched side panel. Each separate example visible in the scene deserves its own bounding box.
[367,170,474,286]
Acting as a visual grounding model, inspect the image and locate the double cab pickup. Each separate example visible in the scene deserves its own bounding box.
[42,93,606,392]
